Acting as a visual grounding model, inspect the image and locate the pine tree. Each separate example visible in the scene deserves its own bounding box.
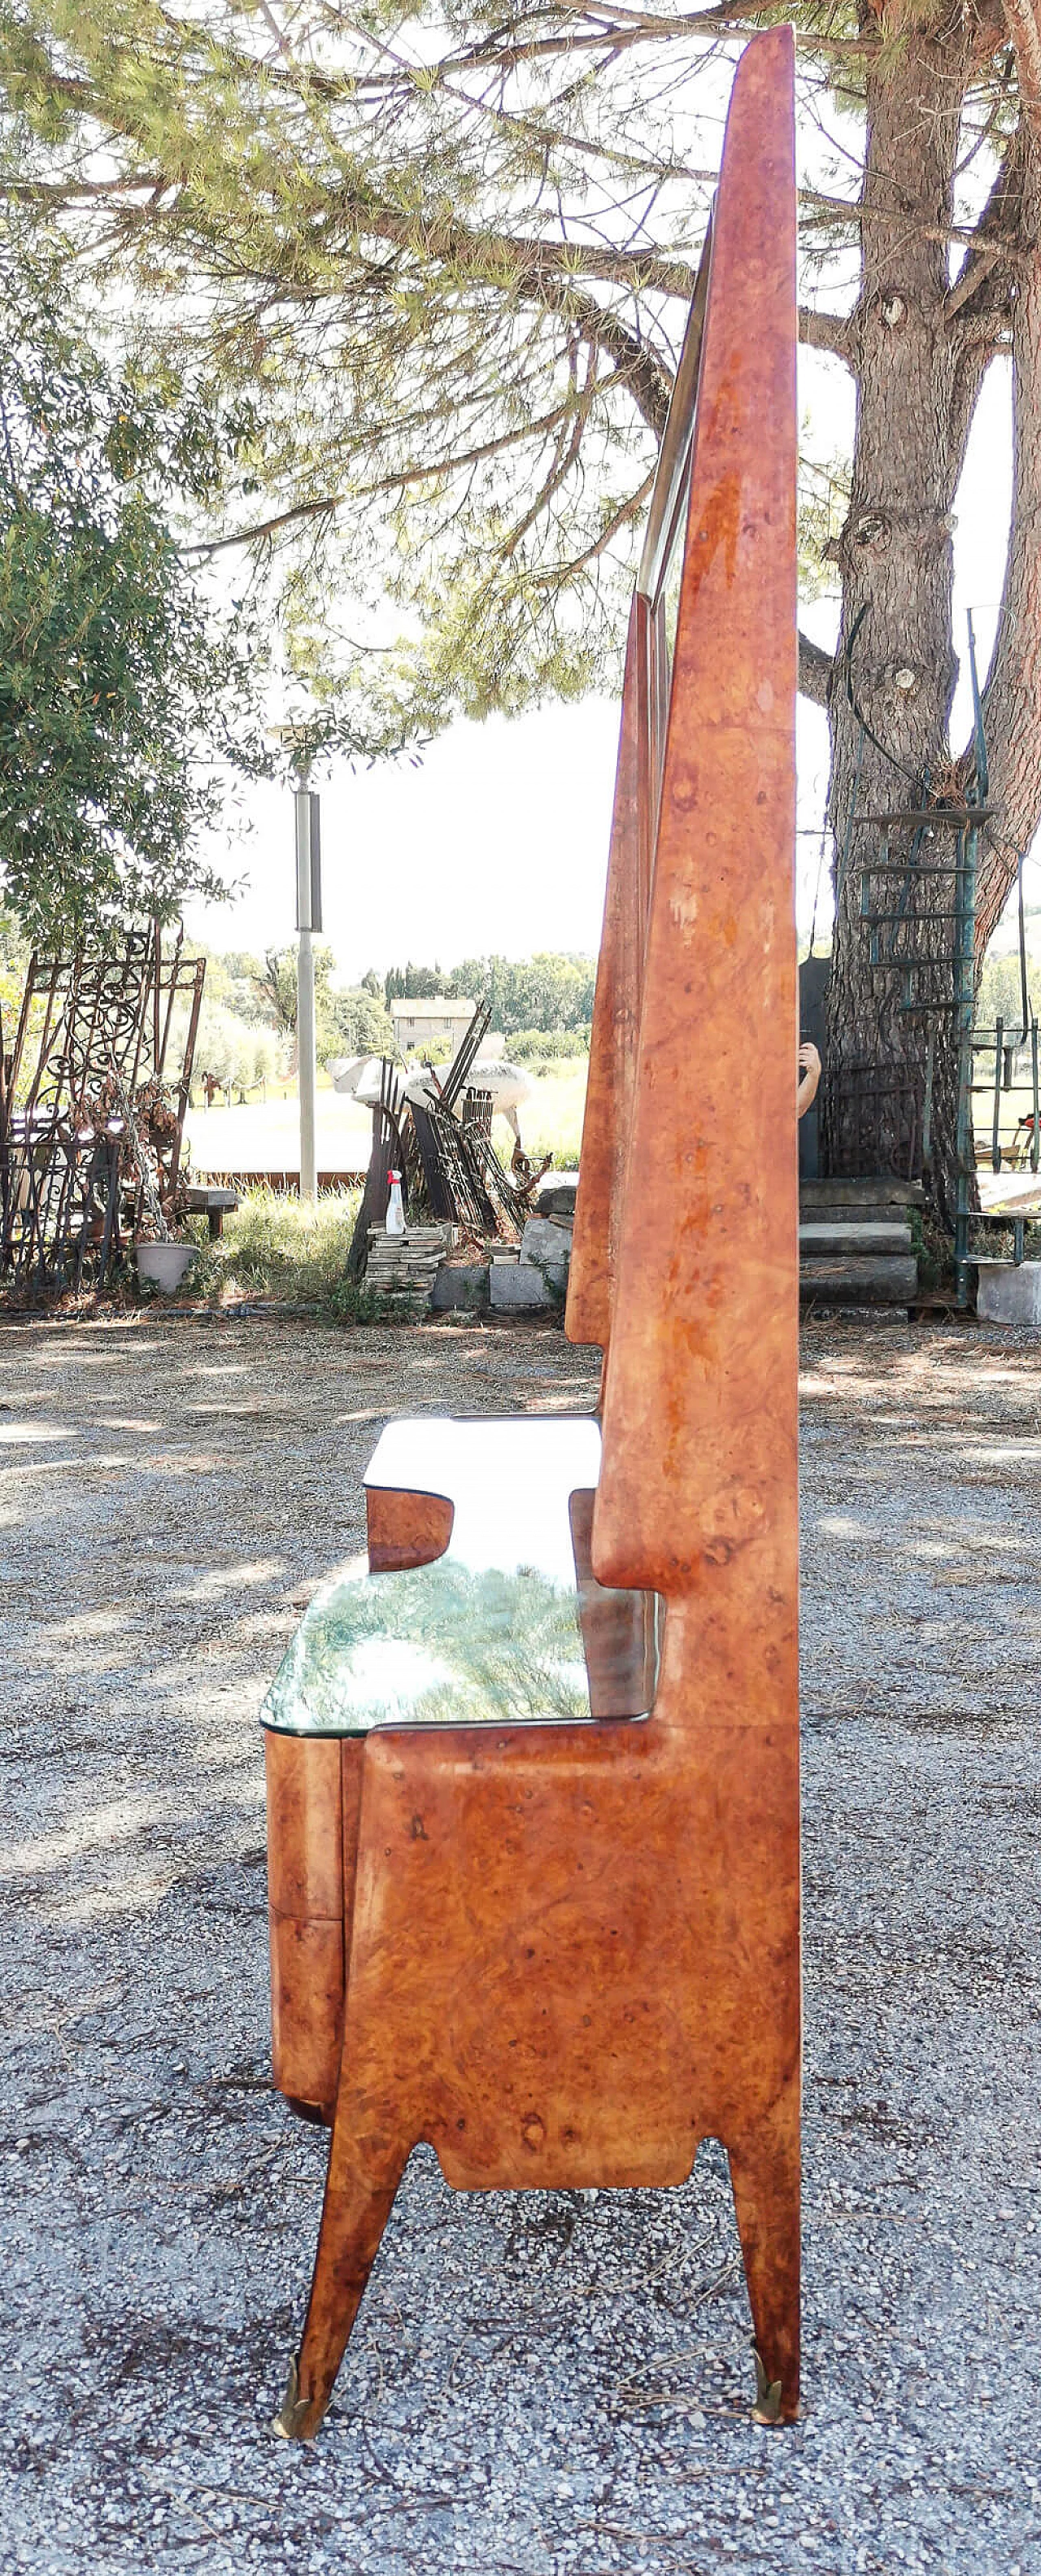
[4,3,1041,1199]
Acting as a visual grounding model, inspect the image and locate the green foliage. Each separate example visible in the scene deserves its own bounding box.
[0,0,685,735]
[975,945,1041,1037]
[329,1274,425,1326]
[184,1185,361,1303]
[252,944,394,1063]
[384,961,445,1004]
[0,219,272,944]
[326,987,396,1058]
[0,0,1030,773]
[510,1026,590,1059]
[211,950,273,1025]
[385,952,596,1035]
[253,946,312,1038]
[403,1031,454,1065]
[0,899,26,1032]
[328,1274,383,1325]
[189,1000,281,1093]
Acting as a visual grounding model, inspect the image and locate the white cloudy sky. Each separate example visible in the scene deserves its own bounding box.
[185,347,1035,981]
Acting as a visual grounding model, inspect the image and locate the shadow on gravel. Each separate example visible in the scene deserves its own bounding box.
[2,1318,1041,2574]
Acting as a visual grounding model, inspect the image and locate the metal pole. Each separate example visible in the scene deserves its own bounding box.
[956,611,987,1310]
[294,763,319,1205]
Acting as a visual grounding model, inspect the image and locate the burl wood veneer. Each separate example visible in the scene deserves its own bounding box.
[262,24,800,2443]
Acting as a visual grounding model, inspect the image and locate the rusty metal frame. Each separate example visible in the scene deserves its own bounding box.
[0,926,207,1297]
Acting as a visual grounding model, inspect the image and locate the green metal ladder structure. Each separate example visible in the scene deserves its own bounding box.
[855,617,1039,1306]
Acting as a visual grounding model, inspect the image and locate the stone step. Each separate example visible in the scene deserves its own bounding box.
[800,1222,913,1257]
[799,1254,919,1306]
[802,1204,911,1231]
[799,1176,924,1211]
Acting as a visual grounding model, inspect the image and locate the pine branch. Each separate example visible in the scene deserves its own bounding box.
[799,633,833,708]
[336,204,699,307]
[530,465,655,583]
[945,117,1027,329]
[799,307,852,364]
[186,400,579,555]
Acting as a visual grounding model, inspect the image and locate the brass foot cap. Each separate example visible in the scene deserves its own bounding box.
[751,2343,783,2426]
[272,2353,321,2441]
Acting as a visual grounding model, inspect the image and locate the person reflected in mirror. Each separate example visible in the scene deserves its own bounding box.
[797,1040,821,1121]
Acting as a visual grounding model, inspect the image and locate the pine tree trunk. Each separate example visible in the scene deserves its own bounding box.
[823,23,976,1227]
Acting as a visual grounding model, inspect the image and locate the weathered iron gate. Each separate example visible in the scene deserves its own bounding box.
[0,926,205,1297]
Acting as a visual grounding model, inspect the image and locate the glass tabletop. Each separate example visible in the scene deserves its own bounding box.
[261,1415,660,1737]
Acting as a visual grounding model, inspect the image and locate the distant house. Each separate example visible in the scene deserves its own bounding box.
[390,997,476,1056]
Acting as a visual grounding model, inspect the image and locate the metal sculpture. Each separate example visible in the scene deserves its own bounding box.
[343,1002,538,1274]
[0,925,204,1295]
[260,25,799,2439]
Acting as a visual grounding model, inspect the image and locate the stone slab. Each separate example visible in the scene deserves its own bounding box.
[430,1265,490,1312]
[490,1260,560,1311]
[799,1255,918,1306]
[534,1174,579,1219]
[976,1259,1041,1327]
[520,1215,573,1269]
[800,1223,913,1256]
[799,1177,926,1208]
[801,1208,912,1233]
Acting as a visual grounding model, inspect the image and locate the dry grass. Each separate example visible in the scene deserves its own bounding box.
[519,1059,588,1166]
[181,1186,362,1305]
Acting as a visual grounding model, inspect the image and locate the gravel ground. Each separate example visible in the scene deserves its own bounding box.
[1,1309,1039,2576]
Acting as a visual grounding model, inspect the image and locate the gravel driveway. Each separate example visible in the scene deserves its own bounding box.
[1,1310,1039,2574]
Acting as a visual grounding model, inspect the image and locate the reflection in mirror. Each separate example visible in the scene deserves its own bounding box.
[263,1416,660,1737]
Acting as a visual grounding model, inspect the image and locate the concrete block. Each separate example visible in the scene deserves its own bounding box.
[976,1259,1041,1327]
[490,1260,559,1311]
[430,1264,490,1311]
[520,1215,573,1271]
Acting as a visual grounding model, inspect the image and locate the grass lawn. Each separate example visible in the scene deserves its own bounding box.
[519,1059,587,1166]
[181,1187,362,1305]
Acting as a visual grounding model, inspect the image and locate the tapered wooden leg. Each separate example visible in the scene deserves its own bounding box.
[274,2135,410,2439]
[728,2099,800,2426]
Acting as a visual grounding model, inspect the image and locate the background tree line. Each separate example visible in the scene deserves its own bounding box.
[185,948,597,1096]
[383,955,596,1037]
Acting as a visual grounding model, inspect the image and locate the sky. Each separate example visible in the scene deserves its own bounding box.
[184,343,1038,983]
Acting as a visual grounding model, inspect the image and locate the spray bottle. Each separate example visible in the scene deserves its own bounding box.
[385,1170,406,1236]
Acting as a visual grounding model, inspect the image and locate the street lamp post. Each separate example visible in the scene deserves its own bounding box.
[294,761,321,1205]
